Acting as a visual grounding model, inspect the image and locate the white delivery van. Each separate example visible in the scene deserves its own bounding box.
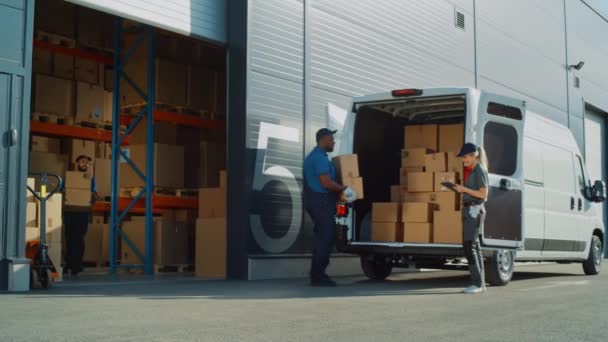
[336,87,606,286]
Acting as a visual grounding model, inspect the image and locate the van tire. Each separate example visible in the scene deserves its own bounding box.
[582,235,602,276]
[361,255,392,280]
[484,249,514,286]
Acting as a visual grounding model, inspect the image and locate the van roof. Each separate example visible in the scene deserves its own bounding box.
[352,87,473,104]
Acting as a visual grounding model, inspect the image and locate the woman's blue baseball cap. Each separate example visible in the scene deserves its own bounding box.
[457,143,478,157]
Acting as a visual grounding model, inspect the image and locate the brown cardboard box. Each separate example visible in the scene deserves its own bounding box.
[188,65,216,111]
[76,82,105,122]
[122,218,189,265]
[425,152,447,173]
[129,118,178,145]
[95,142,105,159]
[26,202,38,228]
[402,148,431,168]
[31,136,61,153]
[34,74,73,116]
[372,222,403,242]
[92,215,104,224]
[120,144,185,188]
[199,141,226,187]
[103,91,113,122]
[199,188,227,218]
[94,158,111,197]
[65,188,91,207]
[400,166,424,188]
[33,48,52,74]
[405,192,460,211]
[434,172,457,192]
[439,124,464,153]
[75,58,99,84]
[84,223,103,264]
[433,211,463,244]
[390,185,401,202]
[104,68,113,91]
[53,53,75,79]
[104,143,112,159]
[29,152,68,181]
[122,57,188,107]
[26,194,63,243]
[67,139,96,162]
[372,203,401,222]
[195,218,226,279]
[407,172,434,192]
[402,202,435,223]
[332,154,359,181]
[404,125,438,150]
[343,176,364,199]
[65,171,93,190]
[219,170,227,189]
[404,223,432,243]
[27,178,35,202]
[446,152,463,176]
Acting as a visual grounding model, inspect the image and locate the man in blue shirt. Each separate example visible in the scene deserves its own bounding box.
[304,128,350,286]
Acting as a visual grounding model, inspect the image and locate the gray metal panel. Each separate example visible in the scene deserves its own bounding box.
[68,0,226,43]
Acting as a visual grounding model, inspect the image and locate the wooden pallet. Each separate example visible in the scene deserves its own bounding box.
[154,264,193,274]
[122,102,206,117]
[31,112,70,125]
[75,120,113,131]
[120,187,198,198]
[83,261,109,269]
[36,30,76,48]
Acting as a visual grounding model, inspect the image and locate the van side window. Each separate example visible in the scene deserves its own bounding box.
[487,102,523,120]
[483,122,517,176]
[575,155,591,198]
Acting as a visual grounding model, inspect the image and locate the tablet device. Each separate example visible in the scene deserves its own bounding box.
[440,181,458,192]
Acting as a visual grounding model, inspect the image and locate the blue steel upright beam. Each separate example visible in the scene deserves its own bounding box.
[144,26,156,275]
[109,17,122,275]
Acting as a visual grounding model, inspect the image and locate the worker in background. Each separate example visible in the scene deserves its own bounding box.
[453,143,489,294]
[64,155,98,277]
[304,128,356,287]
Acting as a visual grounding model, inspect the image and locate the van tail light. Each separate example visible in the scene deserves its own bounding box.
[391,88,423,97]
[336,202,349,217]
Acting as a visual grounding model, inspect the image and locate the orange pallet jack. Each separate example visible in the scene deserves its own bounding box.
[26,173,63,289]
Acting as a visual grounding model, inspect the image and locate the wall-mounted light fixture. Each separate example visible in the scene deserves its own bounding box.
[568,61,585,70]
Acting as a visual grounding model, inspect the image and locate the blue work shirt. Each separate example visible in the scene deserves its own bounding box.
[303,147,336,193]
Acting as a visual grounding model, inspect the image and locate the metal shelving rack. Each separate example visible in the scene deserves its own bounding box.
[109,19,156,275]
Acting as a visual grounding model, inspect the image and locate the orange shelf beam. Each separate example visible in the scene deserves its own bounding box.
[121,111,225,130]
[30,121,130,144]
[34,39,113,65]
[93,196,197,213]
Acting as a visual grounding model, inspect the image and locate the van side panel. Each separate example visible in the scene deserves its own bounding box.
[518,137,544,259]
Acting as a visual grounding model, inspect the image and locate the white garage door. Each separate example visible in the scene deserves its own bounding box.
[67,0,226,43]
[584,104,607,256]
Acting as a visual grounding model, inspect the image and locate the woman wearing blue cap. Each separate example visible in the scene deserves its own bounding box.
[453,143,489,294]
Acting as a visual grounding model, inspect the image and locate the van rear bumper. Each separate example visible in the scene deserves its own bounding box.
[340,241,464,257]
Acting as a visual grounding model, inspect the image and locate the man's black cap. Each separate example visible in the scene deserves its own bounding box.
[75,155,92,163]
[457,143,478,157]
[316,128,337,143]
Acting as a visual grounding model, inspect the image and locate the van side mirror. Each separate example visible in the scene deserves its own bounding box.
[591,180,606,203]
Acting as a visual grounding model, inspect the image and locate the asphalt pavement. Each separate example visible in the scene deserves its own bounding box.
[1,263,606,342]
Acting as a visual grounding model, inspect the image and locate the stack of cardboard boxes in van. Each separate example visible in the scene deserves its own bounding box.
[372,124,465,244]
[196,170,227,279]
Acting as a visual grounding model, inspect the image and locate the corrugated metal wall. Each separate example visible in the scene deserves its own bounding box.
[68,0,226,43]
[244,0,608,255]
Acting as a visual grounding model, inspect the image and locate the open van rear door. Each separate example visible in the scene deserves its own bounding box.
[476,92,525,249]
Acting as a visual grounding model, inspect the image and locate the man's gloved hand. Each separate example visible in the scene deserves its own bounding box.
[343,186,357,202]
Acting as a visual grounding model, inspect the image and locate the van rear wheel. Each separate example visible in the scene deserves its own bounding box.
[484,249,514,286]
[361,255,392,280]
[582,235,602,275]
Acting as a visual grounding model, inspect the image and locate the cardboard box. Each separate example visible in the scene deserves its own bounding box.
[404,125,438,150]
[122,58,188,107]
[122,218,189,265]
[104,143,112,159]
[199,141,226,187]
[332,154,359,181]
[94,158,111,197]
[31,136,61,153]
[195,218,226,279]
[65,171,93,190]
[33,48,52,74]
[372,203,401,222]
[120,144,185,188]
[402,148,431,168]
[433,211,463,244]
[64,188,91,207]
[199,188,227,218]
[343,176,364,200]
[390,185,401,202]
[405,192,460,211]
[27,178,35,202]
[439,124,464,153]
[407,172,434,192]
[371,222,403,242]
[188,65,216,111]
[400,166,424,188]
[75,58,99,84]
[446,152,463,175]
[402,202,435,223]
[84,223,103,264]
[53,53,75,79]
[425,152,447,173]
[103,91,113,122]
[104,67,113,91]
[26,194,63,244]
[34,74,73,116]
[129,118,178,145]
[29,152,68,181]
[26,202,38,228]
[67,139,96,162]
[404,223,432,243]
[219,170,227,189]
[434,172,457,192]
[76,82,105,122]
